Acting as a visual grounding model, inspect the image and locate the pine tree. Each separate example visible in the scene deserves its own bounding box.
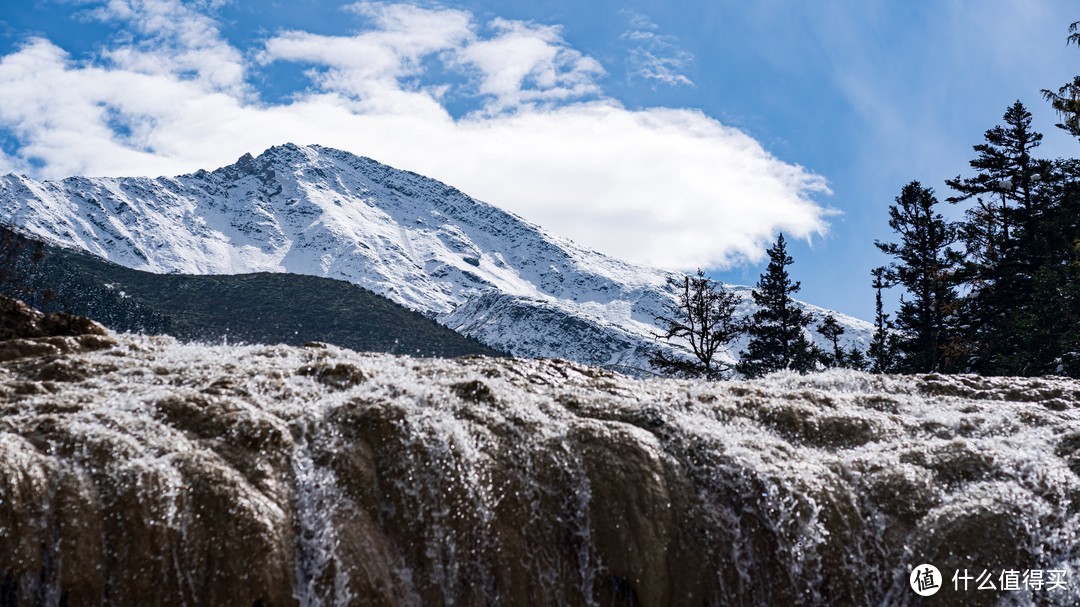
[845,345,868,371]
[875,181,959,373]
[946,101,1042,249]
[1042,21,1080,139]
[1031,21,1080,376]
[868,266,898,374]
[1011,158,1080,375]
[816,314,845,368]
[651,269,742,380]
[737,234,818,378]
[945,102,1046,373]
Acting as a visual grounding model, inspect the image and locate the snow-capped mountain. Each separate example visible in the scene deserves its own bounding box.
[0,143,871,372]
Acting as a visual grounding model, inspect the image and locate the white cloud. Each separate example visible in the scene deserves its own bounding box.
[0,1,831,270]
[85,0,248,93]
[453,18,604,114]
[620,11,694,87]
[259,5,604,115]
[258,3,472,117]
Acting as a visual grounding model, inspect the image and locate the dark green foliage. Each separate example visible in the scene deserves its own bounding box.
[651,269,742,380]
[1006,159,1080,374]
[1042,21,1080,139]
[815,314,845,368]
[845,345,868,371]
[0,227,50,305]
[942,101,1080,375]
[875,182,959,373]
[873,58,1080,377]
[943,102,1048,374]
[0,226,501,358]
[815,314,870,371]
[1043,75,1080,140]
[868,267,899,374]
[945,101,1043,224]
[738,234,818,378]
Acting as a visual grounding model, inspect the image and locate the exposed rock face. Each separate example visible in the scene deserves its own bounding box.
[0,296,114,363]
[0,323,1078,605]
[0,296,108,342]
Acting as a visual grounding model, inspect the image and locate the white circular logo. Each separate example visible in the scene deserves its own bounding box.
[910,563,942,596]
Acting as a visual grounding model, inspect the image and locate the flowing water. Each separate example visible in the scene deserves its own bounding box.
[0,331,1078,606]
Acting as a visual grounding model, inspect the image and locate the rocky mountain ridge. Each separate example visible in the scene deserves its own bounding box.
[0,144,871,372]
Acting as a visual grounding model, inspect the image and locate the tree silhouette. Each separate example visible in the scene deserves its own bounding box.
[868,266,898,374]
[651,269,742,380]
[816,314,846,368]
[876,181,959,372]
[737,234,817,378]
[1042,21,1080,139]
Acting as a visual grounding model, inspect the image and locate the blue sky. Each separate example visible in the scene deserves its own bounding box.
[0,0,1078,321]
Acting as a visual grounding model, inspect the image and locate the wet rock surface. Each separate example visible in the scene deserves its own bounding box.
[0,324,1078,606]
[0,296,108,342]
[0,297,114,364]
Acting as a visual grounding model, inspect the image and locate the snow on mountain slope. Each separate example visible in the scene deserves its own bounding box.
[0,143,871,372]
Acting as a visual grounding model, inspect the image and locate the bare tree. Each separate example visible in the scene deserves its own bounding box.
[651,269,742,380]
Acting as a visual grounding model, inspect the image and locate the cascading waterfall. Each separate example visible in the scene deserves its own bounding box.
[1,322,1078,606]
[290,417,355,607]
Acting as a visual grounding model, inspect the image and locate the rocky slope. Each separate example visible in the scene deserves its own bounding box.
[0,302,1077,606]
[0,144,871,372]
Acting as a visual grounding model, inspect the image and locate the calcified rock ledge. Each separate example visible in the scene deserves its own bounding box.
[1,323,1079,605]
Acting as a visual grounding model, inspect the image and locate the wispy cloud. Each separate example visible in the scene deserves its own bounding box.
[453,17,604,114]
[620,10,694,87]
[0,1,830,270]
[84,0,248,93]
[258,3,605,116]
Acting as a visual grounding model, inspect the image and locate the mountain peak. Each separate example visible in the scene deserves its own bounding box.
[235,151,256,172]
[253,142,342,165]
[0,147,873,374]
